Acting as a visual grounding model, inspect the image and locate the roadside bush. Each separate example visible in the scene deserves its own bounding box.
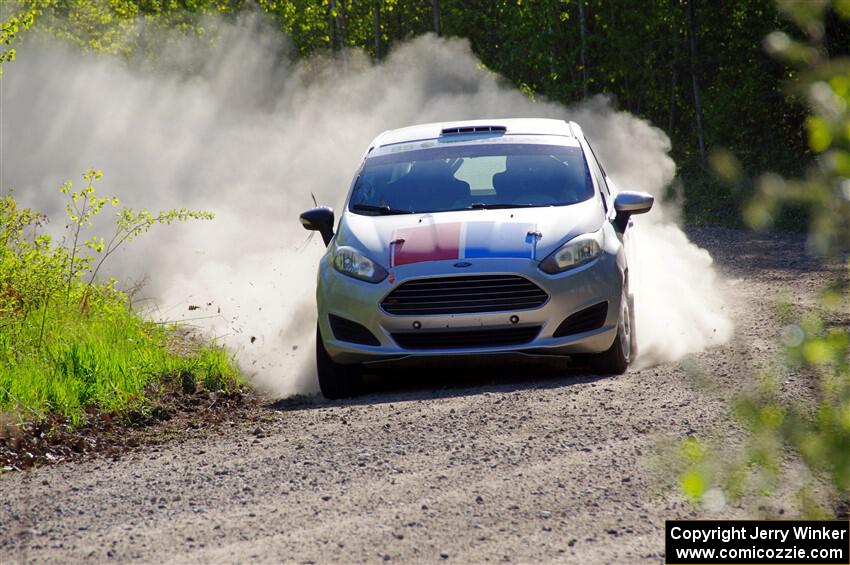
[679,0,850,518]
[0,169,239,426]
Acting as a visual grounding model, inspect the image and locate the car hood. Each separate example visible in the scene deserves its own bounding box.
[335,198,606,267]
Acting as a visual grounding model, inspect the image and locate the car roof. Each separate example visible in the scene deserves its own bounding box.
[369,118,584,150]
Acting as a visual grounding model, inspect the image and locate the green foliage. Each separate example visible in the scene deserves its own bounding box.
[681,0,850,517]
[679,437,709,501]
[0,171,236,427]
[0,3,39,76]
[62,169,215,288]
[7,0,248,55]
[747,5,850,255]
[4,0,826,217]
[6,0,824,225]
[679,299,850,516]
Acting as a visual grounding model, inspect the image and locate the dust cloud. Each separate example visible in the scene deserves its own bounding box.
[0,14,732,395]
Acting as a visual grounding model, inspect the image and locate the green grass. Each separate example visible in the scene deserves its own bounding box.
[0,179,235,429]
[0,293,241,427]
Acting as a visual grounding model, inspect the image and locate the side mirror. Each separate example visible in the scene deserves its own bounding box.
[300,206,335,246]
[613,191,654,232]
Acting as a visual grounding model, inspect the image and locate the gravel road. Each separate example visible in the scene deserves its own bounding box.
[0,227,835,564]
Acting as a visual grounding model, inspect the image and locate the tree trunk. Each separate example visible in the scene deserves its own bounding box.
[578,0,588,98]
[329,0,339,51]
[548,21,556,78]
[338,1,348,48]
[687,0,707,167]
[432,0,441,37]
[373,0,382,60]
[668,10,679,138]
[608,0,632,109]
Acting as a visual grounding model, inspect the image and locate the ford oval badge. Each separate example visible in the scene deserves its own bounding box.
[453,261,472,268]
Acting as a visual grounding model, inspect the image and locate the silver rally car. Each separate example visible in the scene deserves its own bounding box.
[300,118,653,398]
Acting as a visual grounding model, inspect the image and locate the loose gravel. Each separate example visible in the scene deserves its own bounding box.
[0,227,838,564]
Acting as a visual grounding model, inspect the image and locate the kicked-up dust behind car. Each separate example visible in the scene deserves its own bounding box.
[0,14,733,396]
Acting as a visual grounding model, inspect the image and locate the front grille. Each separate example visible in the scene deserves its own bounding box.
[553,302,608,338]
[381,275,548,315]
[329,314,381,346]
[391,326,541,350]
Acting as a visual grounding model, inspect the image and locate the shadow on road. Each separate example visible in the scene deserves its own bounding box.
[686,226,832,277]
[267,356,612,412]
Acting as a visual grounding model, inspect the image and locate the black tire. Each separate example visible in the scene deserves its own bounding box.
[628,293,638,361]
[316,326,363,399]
[588,290,633,375]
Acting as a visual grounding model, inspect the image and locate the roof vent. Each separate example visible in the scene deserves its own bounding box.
[440,125,507,135]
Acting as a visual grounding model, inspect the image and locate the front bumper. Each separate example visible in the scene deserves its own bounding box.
[317,252,624,365]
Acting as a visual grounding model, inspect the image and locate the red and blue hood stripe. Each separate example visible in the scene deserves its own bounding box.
[391,221,538,267]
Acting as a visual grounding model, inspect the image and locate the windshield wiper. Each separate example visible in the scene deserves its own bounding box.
[351,203,409,215]
[464,202,544,210]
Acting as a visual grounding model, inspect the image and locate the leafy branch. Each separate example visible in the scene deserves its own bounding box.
[60,168,119,301]
[56,168,215,308]
[1,167,215,349]
[680,0,850,518]
[87,206,215,287]
[0,5,39,77]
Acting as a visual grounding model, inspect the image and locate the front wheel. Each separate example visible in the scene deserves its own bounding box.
[588,289,633,375]
[316,326,363,399]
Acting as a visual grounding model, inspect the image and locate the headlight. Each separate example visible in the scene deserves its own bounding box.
[333,246,388,283]
[539,229,604,274]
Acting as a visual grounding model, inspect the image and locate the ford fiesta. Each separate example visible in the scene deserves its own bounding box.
[300,119,653,398]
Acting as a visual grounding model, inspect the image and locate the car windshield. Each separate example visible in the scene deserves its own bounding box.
[349,143,593,215]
